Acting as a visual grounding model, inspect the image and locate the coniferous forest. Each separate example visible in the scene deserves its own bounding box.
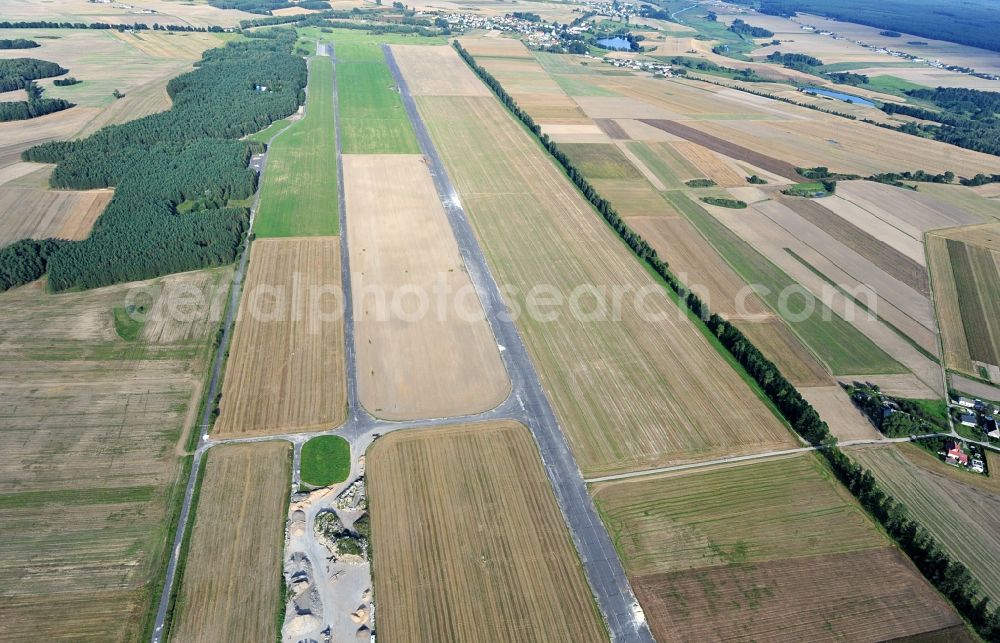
[3,29,306,292]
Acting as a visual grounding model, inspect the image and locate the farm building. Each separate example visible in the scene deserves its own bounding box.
[955,397,976,408]
[945,441,969,466]
[959,413,979,428]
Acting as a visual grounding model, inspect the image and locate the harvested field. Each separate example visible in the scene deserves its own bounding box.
[367,422,605,643]
[594,452,963,640]
[590,179,673,217]
[459,36,535,59]
[0,185,110,245]
[630,216,772,320]
[594,454,885,575]
[778,194,929,295]
[799,385,881,440]
[552,73,621,97]
[337,53,419,154]
[851,443,1000,603]
[753,199,938,337]
[215,238,346,436]
[671,141,747,187]
[641,119,801,181]
[560,143,642,179]
[594,118,629,140]
[255,56,338,238]
[0,161,44,188]
[415,89,796,476]
[171,442,291,643]
[689,115,999,177]
[389,43,488,96]
[344,154,508,420]
[951,374,1000,401]
[624,141,702,189]
[944,239,1000,366]
[837,181,985,237]
[1,0,257,27]
[0,268,229,641]
[0,29,219,110]
[927,235,974,374]
[818,192,925,263]
[734,319,831,386]
[934,222,1000,252]
[634,548,966,643]
[0,104,98,169]
[666,191,906,376]
[541,122,610,144]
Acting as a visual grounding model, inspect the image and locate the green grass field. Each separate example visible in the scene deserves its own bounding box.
[594,453,884,575]
[254,56,339,238]
[301,435,350,487]
[246,117,292,144]
[337,56,419,154]
[867,74,929,96]
[667,191,905,375]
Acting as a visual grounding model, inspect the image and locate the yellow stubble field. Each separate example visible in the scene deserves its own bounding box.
[367,422,606,643]
[344,154,509,420]
[214,238,346,436]
[401,45,797,476]
[170,442,291,643]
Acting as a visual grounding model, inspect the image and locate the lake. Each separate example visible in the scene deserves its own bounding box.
[597,37,631,51]
[801,86,876,107]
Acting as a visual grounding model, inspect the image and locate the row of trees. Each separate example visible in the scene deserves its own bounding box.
[453,40,1000,640]
[0,58,68,92]
[1,29,305,292]
[0,20,227,33]
[0,38,39,49]
[0,90,73,121]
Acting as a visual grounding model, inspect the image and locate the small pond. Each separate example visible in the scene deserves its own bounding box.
[801,86,876,107]
[597,37,632,51]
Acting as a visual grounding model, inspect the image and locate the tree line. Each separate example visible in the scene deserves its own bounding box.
[0,82,74,121]
[0,58,68,92]
[0,38,39,49]
[453,40,1000,640]
[0,20,226,33]
[0,29,305,292]
[882,88,1000,157]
